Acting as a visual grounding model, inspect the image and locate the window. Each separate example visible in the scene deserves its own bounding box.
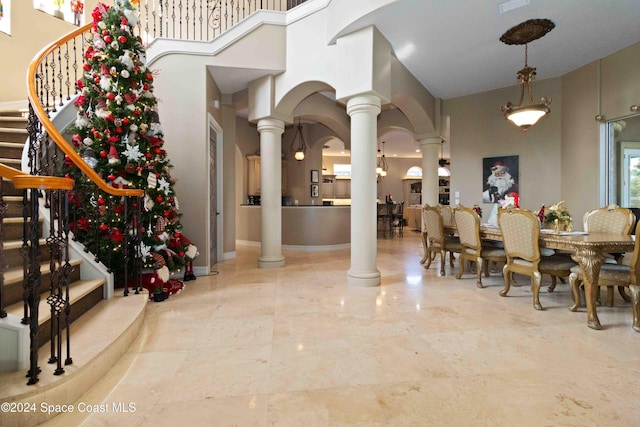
[0,0,11,35]
[34,0,84,26]
[406,166,422,177]
[334,163,351,177]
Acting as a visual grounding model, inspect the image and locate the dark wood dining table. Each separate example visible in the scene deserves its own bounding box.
[479,225,636,330]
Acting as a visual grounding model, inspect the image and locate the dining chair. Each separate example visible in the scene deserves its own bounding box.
[390,202,404,237]
[581,204,636,305]
[422,204,461,275]
[568,220,640,332]
[498,208,577,310]
[454,205,507,288]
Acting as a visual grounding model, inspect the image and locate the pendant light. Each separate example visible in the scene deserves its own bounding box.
[290,119,306,161]
[438,140,450,177]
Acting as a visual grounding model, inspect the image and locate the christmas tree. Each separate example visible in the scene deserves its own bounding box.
[65,0,197,288]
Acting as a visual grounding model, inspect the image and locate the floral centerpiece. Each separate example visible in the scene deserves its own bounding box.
[545,201,572,232]
[472,204,483,218]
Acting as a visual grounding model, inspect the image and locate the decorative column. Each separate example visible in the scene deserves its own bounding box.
[257,118,285,268]
[346,95,381,286]
[419,137,441,210]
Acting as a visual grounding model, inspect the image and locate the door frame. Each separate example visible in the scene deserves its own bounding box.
[208,113,224,270]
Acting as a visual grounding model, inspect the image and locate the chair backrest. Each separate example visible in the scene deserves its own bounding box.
[423,205,444,244]
[454,205,480,250]
[438,205,455,228]
[583,205,636,235]
[498,208,541,262]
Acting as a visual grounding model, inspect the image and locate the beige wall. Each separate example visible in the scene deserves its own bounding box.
[0,0,102,103]
[444,77,563,216]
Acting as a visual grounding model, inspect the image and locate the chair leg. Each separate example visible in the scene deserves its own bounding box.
[455,257,465,280]
[499,264,511,297]
[440,250,446,276]
[606,286,615,307]
[449,252,455,268]
[476,257,484,288]
[629,285,640,332]
[569,273,581,312]
[420,233,429,264]
[532,271,543,310]
[548,275,557,292]
[619,286,632,302]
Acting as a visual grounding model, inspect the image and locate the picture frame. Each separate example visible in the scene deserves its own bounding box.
[482,155,519,203]
[311,184,319,198]
[311,169,320,183]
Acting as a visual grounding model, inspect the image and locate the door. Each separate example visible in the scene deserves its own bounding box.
[209,130,218,267]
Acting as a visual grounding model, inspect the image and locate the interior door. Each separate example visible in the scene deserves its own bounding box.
[209,129,218,268]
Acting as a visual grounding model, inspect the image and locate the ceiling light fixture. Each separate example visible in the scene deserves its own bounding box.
[438,140,450,177]
[376,141,388,178]
[290,119,306,161]
[500,18,554,130]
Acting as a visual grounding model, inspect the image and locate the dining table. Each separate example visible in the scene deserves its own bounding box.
[479,225,636,330]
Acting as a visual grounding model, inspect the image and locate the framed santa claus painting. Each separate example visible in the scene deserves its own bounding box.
[482,155,519,203]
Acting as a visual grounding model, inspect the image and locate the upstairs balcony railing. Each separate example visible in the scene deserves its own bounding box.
[133,0,308,44]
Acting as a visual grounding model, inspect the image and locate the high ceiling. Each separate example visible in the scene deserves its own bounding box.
[322,0,640,158]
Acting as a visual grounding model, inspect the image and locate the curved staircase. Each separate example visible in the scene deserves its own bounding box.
[0,109,148,427]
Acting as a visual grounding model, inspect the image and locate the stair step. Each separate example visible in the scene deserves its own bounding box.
[0,117,28,129]
[0,110,27,118]
[0,157,22,166]
[2,217,44,240]
[0,291,148,427]
[4,278,105,327]
[0,142,25,157]
[0,128,28,144]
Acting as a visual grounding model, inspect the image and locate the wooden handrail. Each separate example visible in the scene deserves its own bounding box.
[27,23,144,198]
[0,164,74,190]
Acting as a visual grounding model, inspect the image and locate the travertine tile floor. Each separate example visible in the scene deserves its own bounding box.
[45,232,640,426]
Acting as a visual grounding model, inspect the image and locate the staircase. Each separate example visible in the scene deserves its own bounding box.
[0,109,148,427]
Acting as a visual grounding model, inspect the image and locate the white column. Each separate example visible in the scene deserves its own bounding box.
[257,118,285,268]
[420,137,441,211]
[346,95,381,286]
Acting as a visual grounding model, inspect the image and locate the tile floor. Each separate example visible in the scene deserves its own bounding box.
[44,232,640,426]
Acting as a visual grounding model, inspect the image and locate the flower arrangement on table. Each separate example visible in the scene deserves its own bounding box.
[472,204,483,218]
[544,201,572,232]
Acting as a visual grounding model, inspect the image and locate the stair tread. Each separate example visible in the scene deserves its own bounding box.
[3,216,44,223]
[0,141,25,147]
[0,291,148,403]
[0,127,28,133]
[3,259,83,285]
[4,278,106,324]
[3,238,47,250]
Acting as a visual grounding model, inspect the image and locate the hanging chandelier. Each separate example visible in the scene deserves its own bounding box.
[499,19,554,130]
[438,140,450,177]
[290,119,306,161]
[376,141,388,177]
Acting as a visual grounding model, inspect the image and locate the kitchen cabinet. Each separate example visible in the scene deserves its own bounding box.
[247,155,287,196]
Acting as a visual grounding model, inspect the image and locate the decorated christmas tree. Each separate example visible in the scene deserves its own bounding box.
[64,0,197,289]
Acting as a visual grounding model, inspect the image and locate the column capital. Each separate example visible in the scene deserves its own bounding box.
[418,136,444,147]
[346,95,382,117]
[257,118,285,134]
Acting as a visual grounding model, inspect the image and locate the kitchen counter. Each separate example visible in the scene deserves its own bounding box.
[237,205,350,250]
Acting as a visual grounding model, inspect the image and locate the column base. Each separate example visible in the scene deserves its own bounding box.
[347,269,381,287]
[258,256,285,269]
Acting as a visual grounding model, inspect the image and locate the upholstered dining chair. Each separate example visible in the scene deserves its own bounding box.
[454,205,507,288]
[568,220,640,332]
[581,204,636,306]
[422,204,461,275]
[498,208,577,310]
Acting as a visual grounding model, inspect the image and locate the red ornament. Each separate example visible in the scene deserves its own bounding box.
[99,150,107,158]
[82,63,91,71]
[163,211,170,218]
[145,152,152,158]
[143,83,150,90]
[122,118,130,125]
[154,148,162,155]
[155,195,164,203]
[118,35,127,43]
[107,174,116,181]
[178,251,185,257]
[104,35,113,44]
[99,223,108,232]
[94,77,101,84]
[145,73,153,81]
[98,197,107,206]
[102,30,110,36]
[110,228,124,243]
[115,127,123,134]
[134,109,141,115]
[106,92,115,100]
[173,232,181,238]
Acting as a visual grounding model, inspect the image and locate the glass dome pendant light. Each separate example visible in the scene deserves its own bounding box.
[291,119,306,161]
